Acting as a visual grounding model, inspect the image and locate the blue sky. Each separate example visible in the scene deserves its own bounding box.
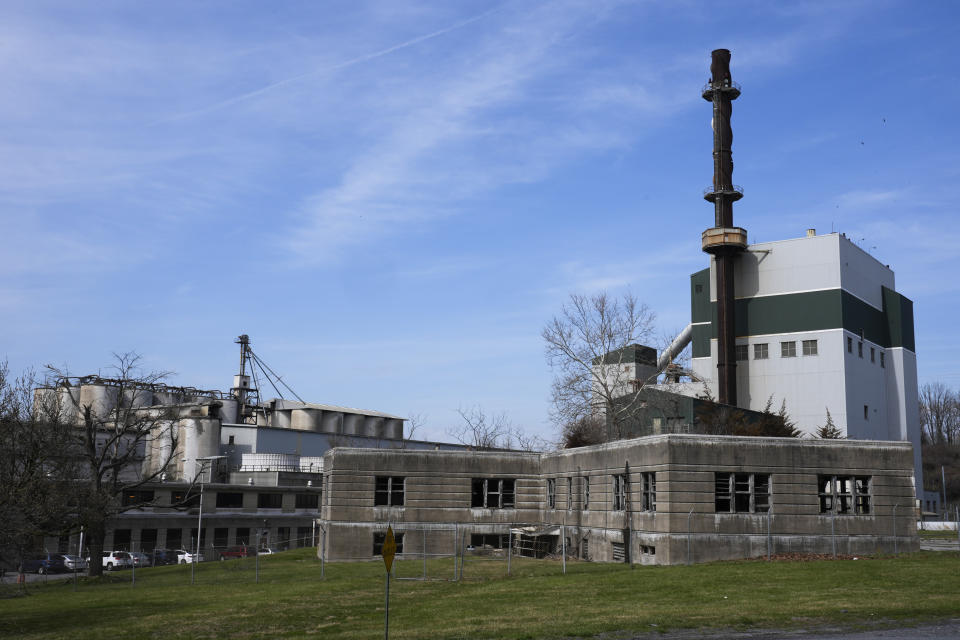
[2,1,958,442]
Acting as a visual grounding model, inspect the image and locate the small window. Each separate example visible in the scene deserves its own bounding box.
[880,352,885,368]
[754,343,769,360]
[715,472,770,513]
[567,477,573,510]
[819,475,870,515]
[802,339,818,356]
[122,490,155,507]
[373,532,404,556]
[547,478,556,509]
[257,493,283,509]
[847,336,853,353]
[295,493,319,509]
[781,341,796,358]
[472,478,515,508]
[215,492,243,508]
[641,472,656,512]
[858,342,863,358]
[735,344,748,361]
[612,474,627,511]
[583,476,590,510]
[228,435,235,445]
[864,405,869,420]
[375,476,405,506]
[870,347,875,363]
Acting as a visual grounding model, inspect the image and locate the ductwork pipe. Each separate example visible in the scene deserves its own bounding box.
[657,324,693,372]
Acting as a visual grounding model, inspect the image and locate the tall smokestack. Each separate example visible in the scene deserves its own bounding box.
[701,49,747,406]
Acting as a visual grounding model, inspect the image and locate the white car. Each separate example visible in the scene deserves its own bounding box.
[176,549,204,564]
[101,551,132,570]
[257,548,275,556]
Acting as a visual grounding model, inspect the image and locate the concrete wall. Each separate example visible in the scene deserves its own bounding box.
[318,435,918,565]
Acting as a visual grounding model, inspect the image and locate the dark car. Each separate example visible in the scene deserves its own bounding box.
[22,553,66,574]
[151,549,178,566]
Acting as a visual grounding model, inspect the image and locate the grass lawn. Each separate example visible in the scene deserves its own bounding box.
[1,550,959,639]
[918,528,959,540]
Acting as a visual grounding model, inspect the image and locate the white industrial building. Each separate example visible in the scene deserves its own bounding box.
[685,229,923,493]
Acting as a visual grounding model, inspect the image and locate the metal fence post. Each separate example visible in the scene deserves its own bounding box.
[507,527,512,576]
[320,525,326,580]
[766,508,772,561]
[561,523,566,575]
[422,527,427,580]
[831,509,836,559]
[686,508,693,565]
[956,506,959,551]
[458,531,465,581]
[453,523,459,581]
[893,503,899,555]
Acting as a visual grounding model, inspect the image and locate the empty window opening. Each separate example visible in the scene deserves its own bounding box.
[858,342,863,358]
[216,492,244,509]
[567,477,573,510]
[257,493,283,509]
[819,475,870,515]
[374,476,405,506]
[715,472,770,513]
[864,404,869,420]
[583,476,590,510]
[546,478,556,509]
[641,472,656,512]
[472,478,515,508]
[612,474,627,511]
[847,336,853,353]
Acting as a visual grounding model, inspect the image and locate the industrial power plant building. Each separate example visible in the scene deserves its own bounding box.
[30,49,926,566]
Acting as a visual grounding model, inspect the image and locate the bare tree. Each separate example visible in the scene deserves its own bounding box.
[0,364,79,580]
[920,382,959,445]
[45,353,182,577]
[543,291,657,441]
[447,405,515,450]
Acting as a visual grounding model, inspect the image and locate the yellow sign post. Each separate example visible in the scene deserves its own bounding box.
[382,525,396,640]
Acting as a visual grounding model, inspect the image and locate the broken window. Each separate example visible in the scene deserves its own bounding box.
[215,492,243,508]
[714,472,770,513]
[612,474,627,511]
[641,472,656,512]
[583,476,590,510]
[373,532,404,556]
[257,493,283,509]
[819,475,870,515]
[472,478,515,509]
[374,476,405,506]
[547,478,556,508]
[567,477,573,510]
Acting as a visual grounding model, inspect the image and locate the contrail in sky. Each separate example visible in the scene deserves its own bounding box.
[155,5,503,124]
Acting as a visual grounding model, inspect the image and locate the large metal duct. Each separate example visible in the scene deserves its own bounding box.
[656,324,693,372]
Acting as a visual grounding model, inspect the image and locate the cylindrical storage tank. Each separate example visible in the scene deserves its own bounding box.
[320,411,342,434]
[363,416,382,438]
[290,408,321,432]
[58,386,80,424]
[181,417,221,480]
[33,388,56,420]
[342,413,362,435]
[385,419,404,440]
[79,383,118,421]
[123,387,153,408]
[219,398,240,424]
[273,409,292,430]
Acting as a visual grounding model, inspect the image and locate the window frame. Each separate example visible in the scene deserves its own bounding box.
[612,474,627,511]
[472,478,516,509]
[780,341,797,358]
[374,476,405,507]
[583,476,590,510]
[373,532,404,556]
[714,472,770,513]
[546,478,556,509]
[802,339,818,356]
[818,475,871,515]
[754,343,769,360]
[735,344,748,361]
[640,472,656,512]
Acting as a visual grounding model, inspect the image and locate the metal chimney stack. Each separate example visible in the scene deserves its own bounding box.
[701,49,747,406]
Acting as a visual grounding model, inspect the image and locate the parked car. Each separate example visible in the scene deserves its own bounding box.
[129,551,152,568]
[218,546,250,561]
[176,549,204,564]
[151,549,178,566]
[257,548,275,556]
[62,555,88,572]
[101,551,132,570]
[22,553,66,574]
